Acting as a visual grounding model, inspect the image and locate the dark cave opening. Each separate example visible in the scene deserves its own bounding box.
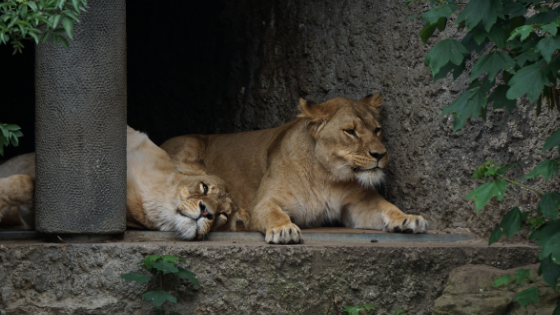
[1,0,246,160]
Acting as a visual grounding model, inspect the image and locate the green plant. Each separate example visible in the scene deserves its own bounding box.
[0,0,88,54]
[343,304,377,315]
[0,123,22,156]
[408,0,560,311]
[120,254,200,315]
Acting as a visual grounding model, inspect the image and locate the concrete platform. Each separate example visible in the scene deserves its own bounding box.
[0,229,537,315]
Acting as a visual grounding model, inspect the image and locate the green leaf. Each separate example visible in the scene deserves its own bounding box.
[527,10,560,25]
[142,291,177,307]
[530,221,560,246]
[343,306,364,315]
[61,16,73,39]
[541,19,560,36]
[537,192,560,219]
[28,2,38,11]
[465,179,509,212]
[539,232,560,264]
[543,128,560,152]
[554,303,560,315]
[57,35,69,49]
[456,0,503,32]
[528,217,546,231]
[425,39,469,76]
[364,304,376,311]
[492,274,512,287]
[490,85,517,113]
[536,36,560,62]
[51,14,61,28]
[421,5,454,24]
[489,224,504,245]
[501,207,523,237]
[152,260,179,275]
[522,160,559,180]
[441,79,492,132]
[471,52,516,82]
[488,23,506,48]
[140,255,161,270]
[503,1,527,17]
[472,160,495,179]
[513,268,531,285]
[161,255,186,264]
[507,25,535,42]
[507,60,549,102]
[513,287,540,306]
[151,310,166,315]
[169,312,181,315]
[420,18,446,45]
[541,254,560,290]
[120,272,151,285]
[176,267,200,287]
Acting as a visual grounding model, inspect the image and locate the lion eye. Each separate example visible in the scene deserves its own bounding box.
[201,182,208,195]
[344,129,356,136]
[374,127,382,134]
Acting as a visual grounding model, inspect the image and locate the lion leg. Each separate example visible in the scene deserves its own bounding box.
[0,175,35,228]
[344,191,427,234]
[250,200,302,244]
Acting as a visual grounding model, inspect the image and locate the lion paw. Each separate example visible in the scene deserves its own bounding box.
[265,223,303,244]
[384,213,427,234]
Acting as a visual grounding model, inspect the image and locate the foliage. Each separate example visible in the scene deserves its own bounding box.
[0,123,22,156]
[121,254,200,315]
[0,0,88,54]
[408,0,560,311]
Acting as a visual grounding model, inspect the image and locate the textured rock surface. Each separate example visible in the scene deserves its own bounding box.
[433,264,559,315]
[0,242,540,315]
[126,0,560,238]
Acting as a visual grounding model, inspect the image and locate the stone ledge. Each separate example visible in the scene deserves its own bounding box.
[0,235,539,315]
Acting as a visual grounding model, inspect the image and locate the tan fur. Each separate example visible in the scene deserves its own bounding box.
[0,127,248,239]
[161,94,427,244]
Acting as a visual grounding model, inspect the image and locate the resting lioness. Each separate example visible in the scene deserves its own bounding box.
[0,126,247,240]
[161,94,428,244]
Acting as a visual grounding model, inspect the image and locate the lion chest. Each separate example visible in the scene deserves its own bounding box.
[285,186,349,228]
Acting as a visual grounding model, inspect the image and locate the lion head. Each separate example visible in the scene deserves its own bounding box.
[156,174,247,241]
[298,93,388,187]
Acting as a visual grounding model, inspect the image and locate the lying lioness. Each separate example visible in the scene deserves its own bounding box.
[0,126,247,240]
[161,94,428,244]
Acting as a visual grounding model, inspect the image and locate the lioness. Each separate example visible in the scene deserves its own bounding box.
[0,126,247,240]
[161,94,428,244]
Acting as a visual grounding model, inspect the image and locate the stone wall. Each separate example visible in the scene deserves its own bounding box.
[0,243,540,315]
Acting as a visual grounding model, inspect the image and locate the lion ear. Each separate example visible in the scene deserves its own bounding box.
[361,93,382,119]
[361,93,383,108]
[297,99,335,122]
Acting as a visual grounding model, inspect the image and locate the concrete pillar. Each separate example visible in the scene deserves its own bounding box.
[34,0,127,236]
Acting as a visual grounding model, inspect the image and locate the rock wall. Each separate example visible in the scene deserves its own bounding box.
[0,243,540,315]
[127,0,560,237]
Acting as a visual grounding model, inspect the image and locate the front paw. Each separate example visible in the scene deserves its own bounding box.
[265,223,303,244]
[384,213,428,234]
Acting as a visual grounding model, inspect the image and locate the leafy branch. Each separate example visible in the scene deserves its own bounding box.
[0,123,22,156]
[121,254,200,315]
[0,0,88,54]
[409,0,560,311]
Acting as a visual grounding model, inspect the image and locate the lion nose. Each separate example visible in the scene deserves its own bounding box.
[199,202,209,217]
[369,151,386,160]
